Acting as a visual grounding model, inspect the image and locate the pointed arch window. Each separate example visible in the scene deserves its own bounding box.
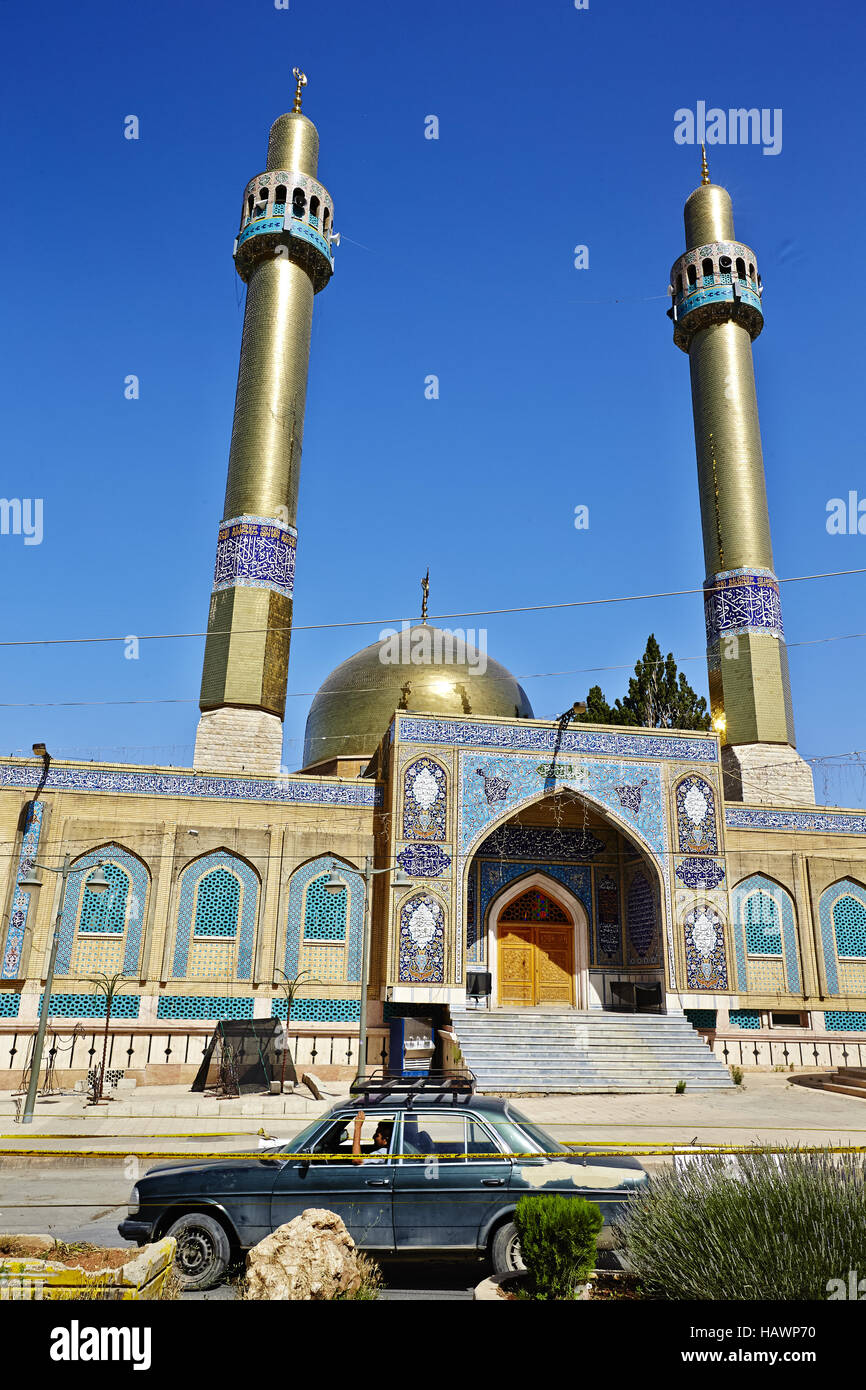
[744,889,783,957]
[193,868,241,939]
[303,874,348,942]
[500,888,569,924]
[79,862,129,935]
[832,894,866,959]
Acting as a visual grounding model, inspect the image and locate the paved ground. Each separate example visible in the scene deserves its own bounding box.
[2,1073,863,1301]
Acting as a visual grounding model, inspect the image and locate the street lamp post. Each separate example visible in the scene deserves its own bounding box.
[323,857,411,1082]
[17,855,111,1125]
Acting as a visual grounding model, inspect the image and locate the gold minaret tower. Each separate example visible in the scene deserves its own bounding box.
[668,150,814,805]
[194,70,335,774]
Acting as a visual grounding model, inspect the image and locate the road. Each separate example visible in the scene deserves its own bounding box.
[0,1162,477,1300]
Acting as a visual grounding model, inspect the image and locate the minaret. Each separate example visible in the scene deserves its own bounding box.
[668,150,814,805]
[194,70,335,775]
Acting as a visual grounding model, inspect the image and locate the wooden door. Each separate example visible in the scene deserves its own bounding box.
[497,887,575,1006]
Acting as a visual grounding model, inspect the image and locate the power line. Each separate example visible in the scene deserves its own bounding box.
[2,564,866,650]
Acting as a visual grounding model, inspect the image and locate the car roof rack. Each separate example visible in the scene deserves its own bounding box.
[349,1068,476,1106]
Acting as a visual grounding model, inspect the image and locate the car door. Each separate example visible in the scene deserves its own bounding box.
[392,1111,513,1251]
[269,1112,396,1252]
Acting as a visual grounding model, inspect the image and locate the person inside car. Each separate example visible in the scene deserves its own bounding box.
[351,1110,394,1165]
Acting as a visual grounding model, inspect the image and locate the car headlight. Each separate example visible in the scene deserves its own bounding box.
[127,1185,140,1216]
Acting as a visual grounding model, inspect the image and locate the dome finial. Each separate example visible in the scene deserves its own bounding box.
[420,568,430,623]
[700,143,710,185]
[292,67,308,113]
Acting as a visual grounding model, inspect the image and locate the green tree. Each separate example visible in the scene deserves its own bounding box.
[574,635,710,732]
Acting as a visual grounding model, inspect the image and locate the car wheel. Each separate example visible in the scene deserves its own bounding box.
[165,1212,232,1291]
[491,1220,526,1278]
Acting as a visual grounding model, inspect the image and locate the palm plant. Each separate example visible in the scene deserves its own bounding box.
[272,969,320,1094]
[78,972,136,1101]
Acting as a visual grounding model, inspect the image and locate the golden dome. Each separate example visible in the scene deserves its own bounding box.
[302,625,534,769]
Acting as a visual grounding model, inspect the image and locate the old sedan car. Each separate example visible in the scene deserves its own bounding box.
[119,1078,648,1289]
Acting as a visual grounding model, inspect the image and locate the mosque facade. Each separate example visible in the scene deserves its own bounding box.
[2,83,866,1089]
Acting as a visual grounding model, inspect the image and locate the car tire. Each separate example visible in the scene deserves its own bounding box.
[165,1211,232,1291]
[490,1220,526,1278]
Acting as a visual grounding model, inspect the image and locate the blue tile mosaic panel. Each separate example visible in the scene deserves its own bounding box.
[402,757,447,841]
[675,774,718,854]
[744,890,783,957]
[626,870,658,963]
[79,862,129,934]
[831,894,866,959]
[729,1009,761,1029]
[194,868,241,938]
[1,799,45,979]
[731,875,800,994]
[173,852,258,981]
[56,846,149,977]
[40,993,140,1018]
[272,997,360,1022]
[0,992,21,1017]
[595,874,622,963]
[684,1009,717,1029]
[285,858,364,982]
[683,904,728,989]
[399,716,717,762]
[156,995,254,1020]
[398,893,445,983]
[304,875,347,942]
[824,1011,866,1033]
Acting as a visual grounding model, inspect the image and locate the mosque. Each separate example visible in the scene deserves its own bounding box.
[3,78,866,1092]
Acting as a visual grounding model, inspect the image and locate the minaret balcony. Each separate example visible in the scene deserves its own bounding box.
[667,240,763,350]
[235,169,335,289]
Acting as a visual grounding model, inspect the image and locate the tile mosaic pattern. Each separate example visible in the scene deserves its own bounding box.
[477,862,592,965]
[303,875,348,941]
[743,890,783,957]
[399,716,717,763]
[402,757,447,841]
[0,762,382,809]
[40,992,140,1018]
[73,936,126,979]
[675,774,718,853]
[819,880,866,995]
[57,846,148,978]
[396,844,452,878]
[1,799,44,979]
[626,870,658,962]
[480,824,606,861]
[298,943,346,983]
[0,993,21,1017]
[285,857,364,983]
[193,869,241,938]
[212,515,297,599]
[684,1009,717,1029]
[398,893,445,983]
[675,857,725,890]
[729,1008,761,1029]
[173,852,258,981]
[187,938,235,980]
[830,893,866,959]
[725,808,866,835]
[683,903,728,989]
[731,875,800,994]
[157,995,253,1020]
[500,888,569,923]
[596,874,622,963]
[704,568,784,644]
[824,1011,866,1032]
[79,863,129,934]
[272,997,360,1022]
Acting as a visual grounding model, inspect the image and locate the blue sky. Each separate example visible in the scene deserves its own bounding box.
[2,0,865,805]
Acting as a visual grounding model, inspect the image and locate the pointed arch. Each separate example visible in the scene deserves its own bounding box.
[487,870,589,1008]
[57,843,150,977]
[284,854,365,983]
[819,878,866,994]
[731,873,800,993]
[398,890,446,984]
[673,772,718,854]
[172,849,259,981]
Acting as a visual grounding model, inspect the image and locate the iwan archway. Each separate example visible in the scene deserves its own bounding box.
[465,791,666,1010]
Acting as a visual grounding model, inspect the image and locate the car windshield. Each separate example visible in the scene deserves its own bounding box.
[488,1107,571,1158]
[273,1115,332,1156]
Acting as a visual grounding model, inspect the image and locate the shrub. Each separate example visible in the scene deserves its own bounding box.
[618,1150,866,1300]
[675,1079,687,1094]
[731,1065,743,1085]
[513,1193,603,1300]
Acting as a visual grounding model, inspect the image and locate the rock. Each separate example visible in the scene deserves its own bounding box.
[301,1071,324,1100]
[245,1209,363,1301]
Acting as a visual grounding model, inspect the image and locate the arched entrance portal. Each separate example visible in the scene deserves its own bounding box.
[490,874,590,1008]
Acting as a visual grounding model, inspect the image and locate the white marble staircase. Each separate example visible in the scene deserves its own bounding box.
[450,1008,734,1093]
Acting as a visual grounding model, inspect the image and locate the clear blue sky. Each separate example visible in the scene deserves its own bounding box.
[2,0,865,806]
